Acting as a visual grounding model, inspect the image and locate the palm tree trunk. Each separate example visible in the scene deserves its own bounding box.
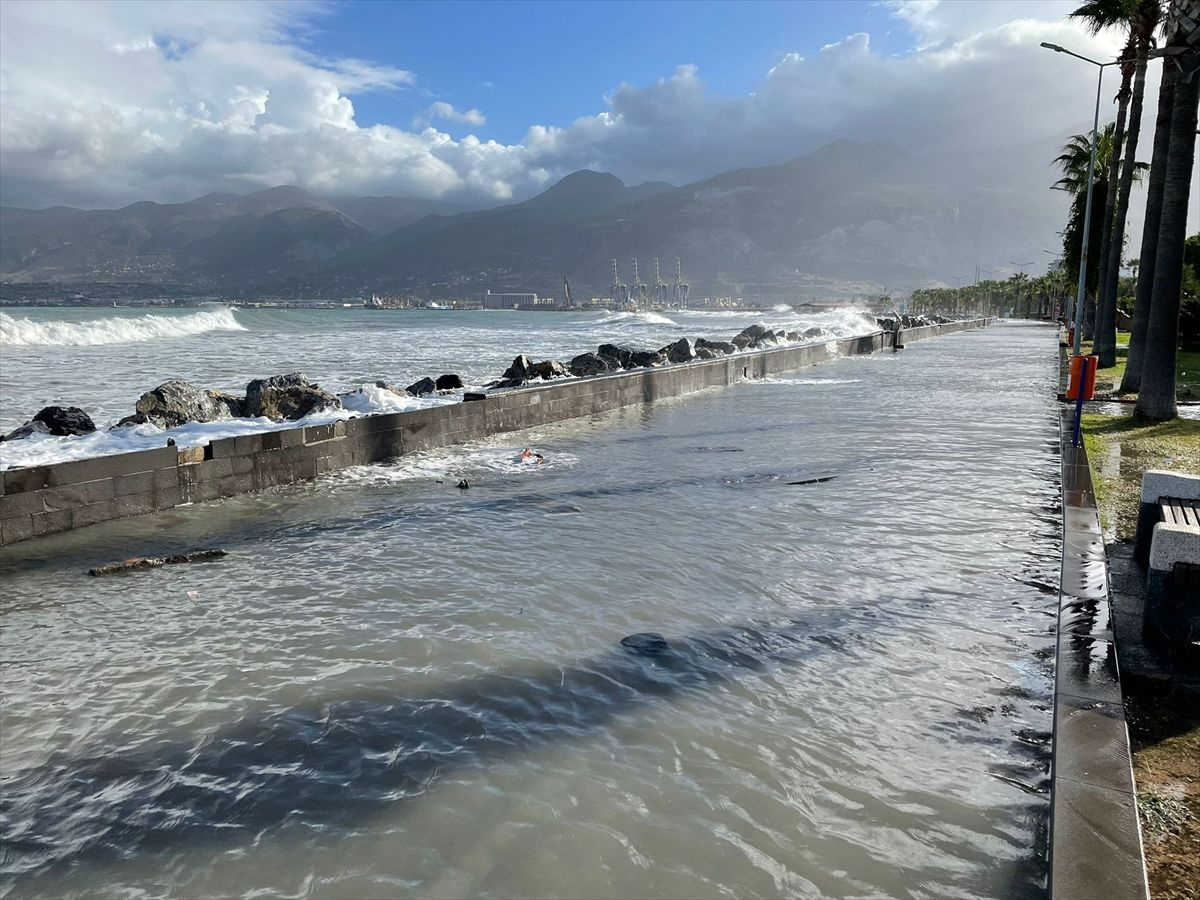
[1099,50,1148,369]
[1134,64,1200,422]
[1094,39,1134,369]
[1121,61,1177,393]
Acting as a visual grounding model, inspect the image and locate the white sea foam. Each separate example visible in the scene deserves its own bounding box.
[340,442,577,486]
[0,308,246,347]
[771,304,794,313]
[0,387,459,470]
[595,311,677,326]
[758,377,863,386]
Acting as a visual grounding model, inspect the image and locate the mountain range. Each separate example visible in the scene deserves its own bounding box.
[0,140,1064,300]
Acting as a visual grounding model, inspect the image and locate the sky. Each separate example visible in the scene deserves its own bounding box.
[0,0,1138,210]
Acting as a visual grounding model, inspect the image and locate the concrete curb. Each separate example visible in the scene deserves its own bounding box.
[0,318,992,547]
[1049,409,1149,900]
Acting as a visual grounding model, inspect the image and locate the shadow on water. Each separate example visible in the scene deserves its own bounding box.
[0,618,811,882]
[1,602,1054,899]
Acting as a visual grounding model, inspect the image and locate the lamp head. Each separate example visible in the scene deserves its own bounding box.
[1040,42,1065,52]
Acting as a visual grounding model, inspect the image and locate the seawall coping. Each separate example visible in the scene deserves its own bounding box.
[1049,408,1149,900]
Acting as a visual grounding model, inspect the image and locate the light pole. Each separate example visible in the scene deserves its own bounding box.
[1039,43,1183,352]
[1040,42,1118,354]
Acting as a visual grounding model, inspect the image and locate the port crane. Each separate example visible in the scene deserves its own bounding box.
[630,258,649,304]
[610,259,629,306]
[652,258,670,306]
[672,258,690,306]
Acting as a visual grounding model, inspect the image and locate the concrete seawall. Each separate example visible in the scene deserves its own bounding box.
[0,318,993,547]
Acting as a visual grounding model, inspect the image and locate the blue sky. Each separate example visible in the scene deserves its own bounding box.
[320,1,916,142]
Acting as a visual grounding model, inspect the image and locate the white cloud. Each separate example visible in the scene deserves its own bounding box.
[413,101,487,130]
[0,0,1145,226]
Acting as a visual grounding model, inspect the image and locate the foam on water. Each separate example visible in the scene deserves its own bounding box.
[340,440,578,485]
[0,386,458,470]
[0,308,246,347]
[594,310,678,327]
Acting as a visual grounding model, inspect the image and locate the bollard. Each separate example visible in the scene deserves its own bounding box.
[1072,355,1089,448]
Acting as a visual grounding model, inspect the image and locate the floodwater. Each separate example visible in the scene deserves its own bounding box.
[0,321,1060,898]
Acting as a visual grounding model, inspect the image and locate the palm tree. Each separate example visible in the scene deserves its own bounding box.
[1054,125,1116,332]
[1091,1,1164,368]
[1119,57,1176,392]
[1135,0,1200,421]
[1070,2,1140,364]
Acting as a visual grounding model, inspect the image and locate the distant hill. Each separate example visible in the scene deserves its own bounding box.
[0,141,1062,298]
[314,140,1038,299]
[0,187,464,286]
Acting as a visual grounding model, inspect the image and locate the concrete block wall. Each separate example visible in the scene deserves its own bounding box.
[0,318,991,546]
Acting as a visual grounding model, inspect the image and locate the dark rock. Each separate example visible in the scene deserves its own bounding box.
[695,346,721,360]
[628,349,667,368]
[114,412,149,428]
[569,352,618,377]
[752,329,784,348]
[245,373,341,420]
[662,338,697,364]
[3,405,101,440]
[695,338,736,355]
[32,405,97,436]
[621,632,670,655]
[372,381,409,396]
[435,373,464,391]
[597,343,635,368]
[0,420,51,442]
[405,377,437,397]
[802,326,825,338]
[785,331,801,342]
[134,380,244,429]
[487,377,526,390]
[502,355,535,380]
[529,360,568,380]
[456,479,470,490]
[732,324,771,348]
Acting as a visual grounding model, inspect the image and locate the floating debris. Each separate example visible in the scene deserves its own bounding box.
[88,549,227,576]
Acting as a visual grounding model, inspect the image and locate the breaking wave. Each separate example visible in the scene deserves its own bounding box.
[0,308,246,347]
[595,310,677,327]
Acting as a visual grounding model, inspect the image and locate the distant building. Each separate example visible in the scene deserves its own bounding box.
[483,290,556,310]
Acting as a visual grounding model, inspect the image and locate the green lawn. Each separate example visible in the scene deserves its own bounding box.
[1079,334,1200,400]
[1081,412,1200,541]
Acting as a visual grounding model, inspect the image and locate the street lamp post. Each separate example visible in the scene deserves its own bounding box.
[1040,42,1176,352]
[1040,42,1118,355]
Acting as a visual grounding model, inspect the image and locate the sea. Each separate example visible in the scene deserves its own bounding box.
[0,308,1060,899]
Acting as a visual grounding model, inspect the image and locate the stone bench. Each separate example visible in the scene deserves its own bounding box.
[1134,471,1200,650]
[1134,471,1200,566]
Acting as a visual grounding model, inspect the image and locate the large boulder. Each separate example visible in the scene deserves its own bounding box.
[435,373,464,391]
[732,324,771,348]
[695,346,722,360]
[662,338,697,364]
[33,406,96,436]
[802,326,825,339]
[405,377,437,396]
[244,373,340,420]
[628,349,667,368]
[502,355,535,380]
[695,338,736,355]
[134,380,244,429]
[0,420,50,442]
[569,352,618,377]
[597,344,635,368]
[529,359,568,380]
